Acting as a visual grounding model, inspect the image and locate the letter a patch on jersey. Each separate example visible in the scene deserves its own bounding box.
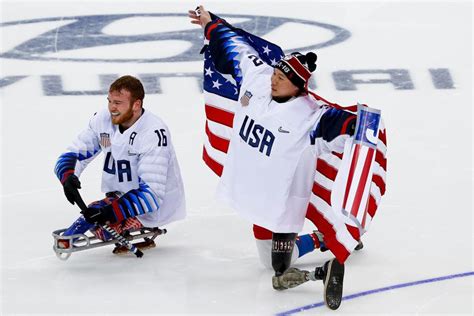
[100,133,111,147]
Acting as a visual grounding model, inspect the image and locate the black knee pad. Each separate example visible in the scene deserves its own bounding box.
[271,232,297,276]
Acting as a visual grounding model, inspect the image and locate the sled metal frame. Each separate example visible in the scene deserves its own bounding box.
[52,227,166,260]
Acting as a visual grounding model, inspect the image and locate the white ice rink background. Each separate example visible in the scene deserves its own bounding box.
[1,0,472,314]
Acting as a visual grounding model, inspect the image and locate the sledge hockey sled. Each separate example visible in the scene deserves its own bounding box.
[52,227,166,260]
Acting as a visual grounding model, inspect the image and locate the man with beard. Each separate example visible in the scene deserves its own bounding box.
[54,75,186,254]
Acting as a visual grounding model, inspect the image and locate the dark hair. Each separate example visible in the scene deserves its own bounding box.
[109,75,145,104]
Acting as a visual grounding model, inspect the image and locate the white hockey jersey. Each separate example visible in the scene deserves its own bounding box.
[55,108,186,227]
[215,53,332,233]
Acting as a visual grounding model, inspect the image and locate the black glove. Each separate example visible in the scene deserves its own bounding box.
[81,204,116,225]
[62,174,81,205]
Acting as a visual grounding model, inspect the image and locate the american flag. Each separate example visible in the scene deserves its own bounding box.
[202,25,284,176]
[306,101,387,262]
[201,22,387,263]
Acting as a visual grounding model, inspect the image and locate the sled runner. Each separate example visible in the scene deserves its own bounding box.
[52,227,166,260]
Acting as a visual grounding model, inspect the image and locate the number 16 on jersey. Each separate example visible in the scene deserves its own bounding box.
[155,129,167,147]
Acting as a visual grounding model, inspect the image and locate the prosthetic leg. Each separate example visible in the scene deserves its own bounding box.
[271,233,297,277]
[271,231,345,310]
[272,257,344,310]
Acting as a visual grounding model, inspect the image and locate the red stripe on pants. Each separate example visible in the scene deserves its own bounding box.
[253,224,273,240]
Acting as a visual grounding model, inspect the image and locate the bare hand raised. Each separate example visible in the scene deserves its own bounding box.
[188,5,211,29]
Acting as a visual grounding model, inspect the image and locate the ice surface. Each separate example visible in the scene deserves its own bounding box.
[1,0,472,314]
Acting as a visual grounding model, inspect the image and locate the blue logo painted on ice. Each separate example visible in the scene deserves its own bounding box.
[0,13,350,63]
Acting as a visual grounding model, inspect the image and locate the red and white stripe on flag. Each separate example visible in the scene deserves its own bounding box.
[202,92,236,176]
[341,141,378,232]
[309,123,387,263]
